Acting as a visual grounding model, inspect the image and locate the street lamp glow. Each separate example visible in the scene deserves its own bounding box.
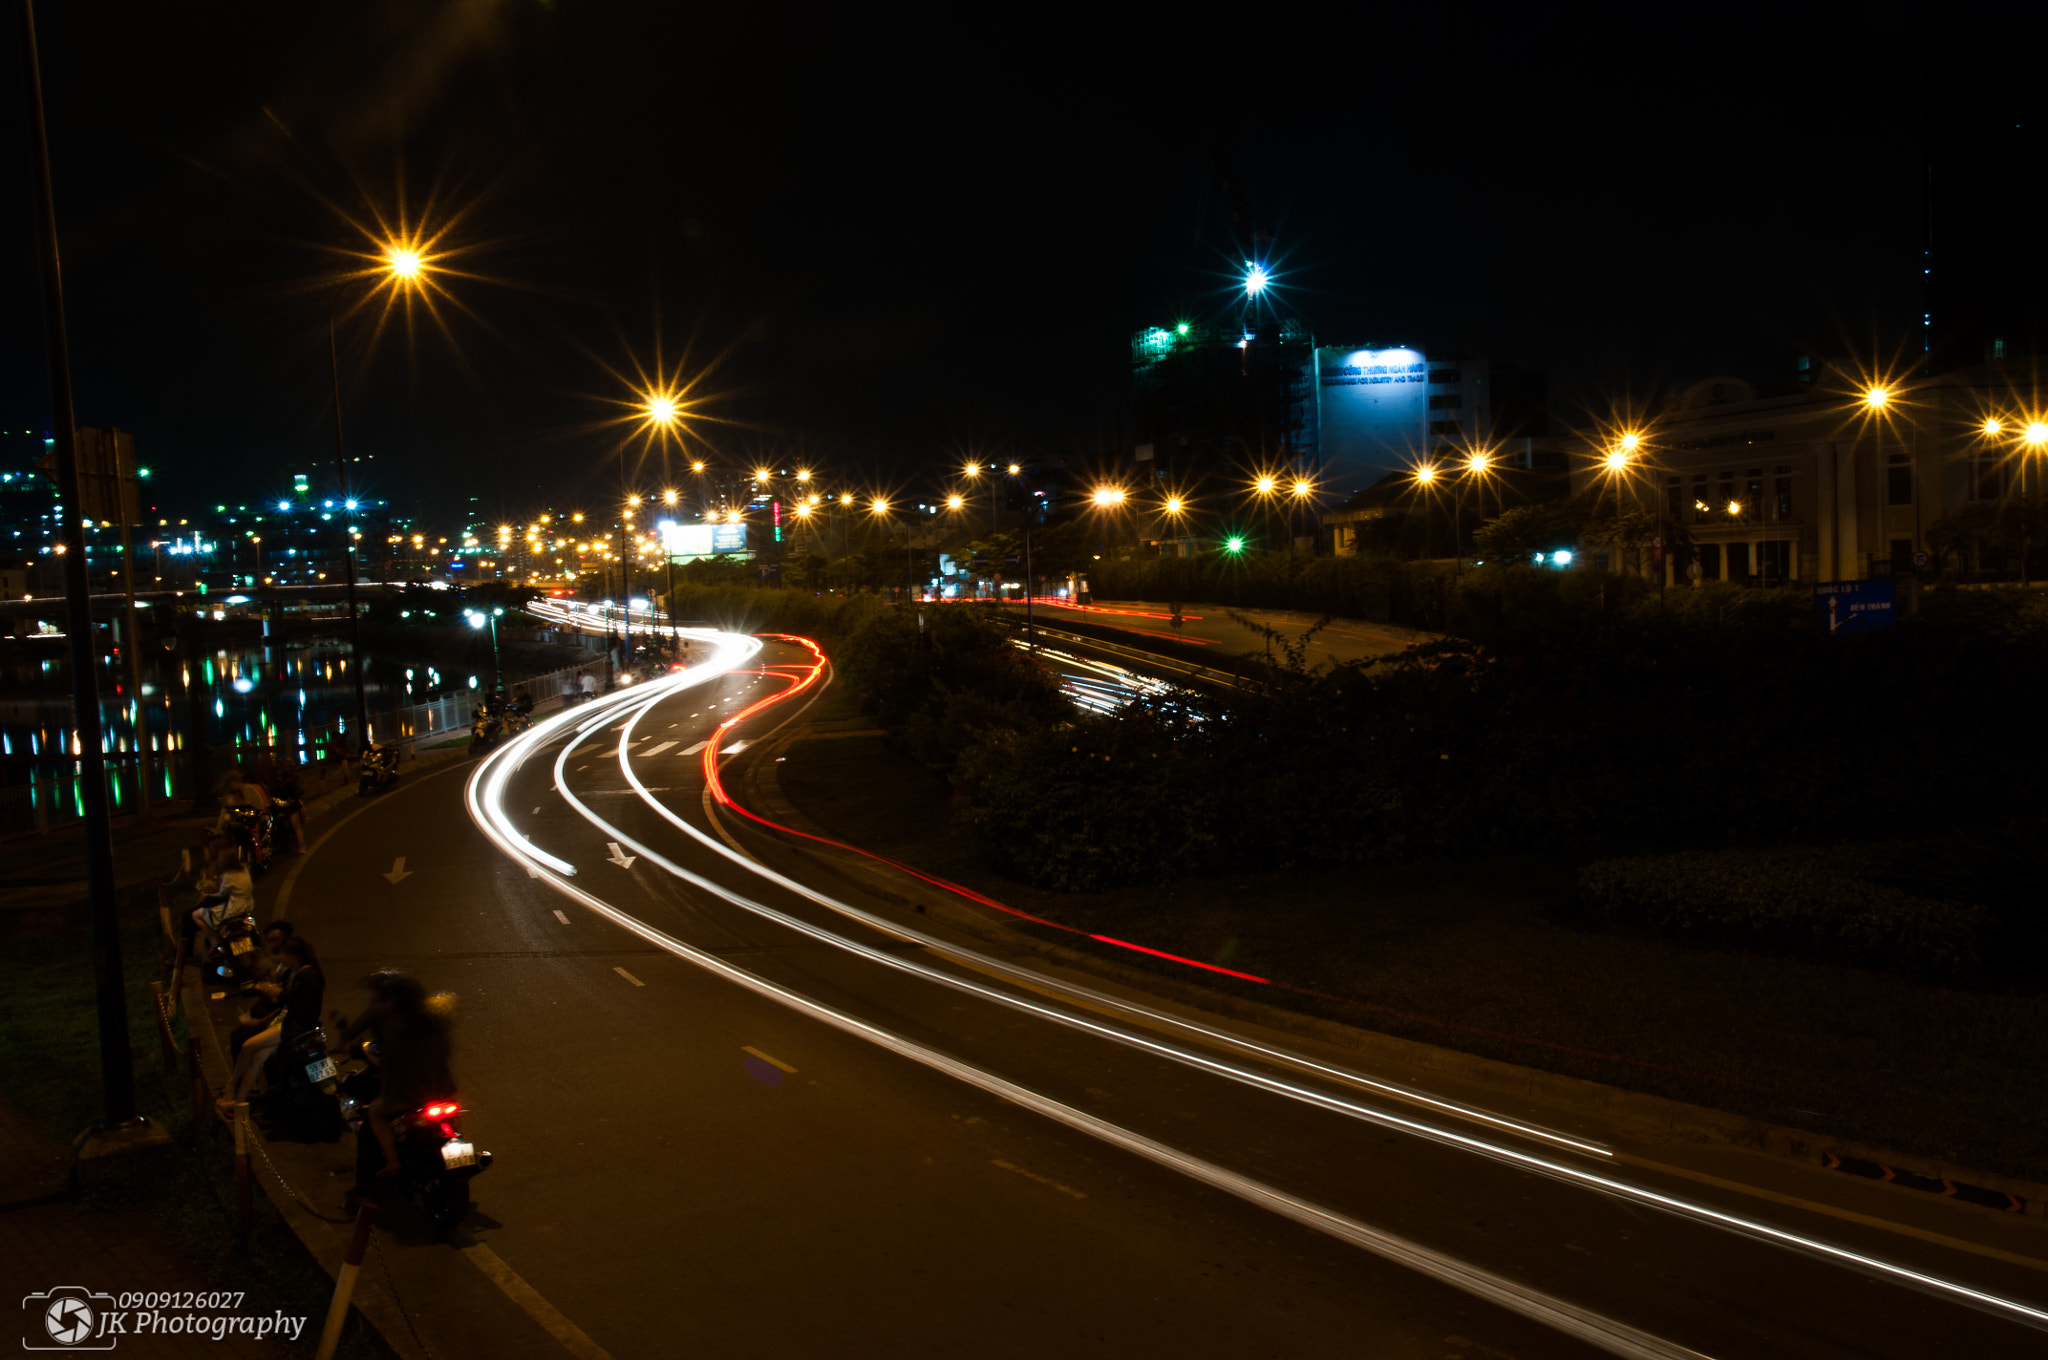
[946,494,965,510]
[727,508,744,523]
[1618,430,1642,453]
[1414,464,1438,486]
[795,468,811,482]
[1253,475,1277,496]
[1223,535,1246,554]
[1163,496,1185,515]
[754,466,773,482]
[384,246,424,281]
[962,462,981,478]
[1863,385,1891,410]
[1007,463,1020,475]
[1245,265,1269,295]
[1466,453,1493,475]
[871,497,889,514]
[1983,417,2004,436]
[643,392,681,427]
[840,492,854,505]
[1092,486,1125,506]
[663,489,679,505]
[2026,421,2048,448]
[690,460,706,473]
[1602,450,1631,474]
[1290,478,1313,499]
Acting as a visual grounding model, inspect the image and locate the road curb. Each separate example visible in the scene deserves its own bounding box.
[745,726,2048,1228]
[183,745,478,1360]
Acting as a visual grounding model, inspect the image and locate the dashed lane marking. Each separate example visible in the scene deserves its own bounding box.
[553,910,571,924]
[741,1045,797,1073]
[992,1159,1087,1200]
[614,967,645,987]
[638,740,679,757]
[679,740,709,755]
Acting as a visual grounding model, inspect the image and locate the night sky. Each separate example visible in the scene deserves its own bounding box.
[0,2,2038,522]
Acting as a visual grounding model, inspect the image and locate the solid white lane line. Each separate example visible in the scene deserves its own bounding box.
[459,825,1709,1360]
[614,967,644,987]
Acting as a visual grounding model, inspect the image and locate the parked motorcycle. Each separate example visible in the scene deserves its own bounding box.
[358,742,399,796]
[326,1018,491,1229]
[221,803,274,876]
[204,910,263,987]
[470,699,507,752]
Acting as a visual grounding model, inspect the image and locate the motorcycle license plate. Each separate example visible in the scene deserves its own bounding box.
[230,937,256,955]
[304,1056,338,1083]
[440,1141,476,1170]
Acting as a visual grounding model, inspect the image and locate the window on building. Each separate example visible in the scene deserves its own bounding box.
[1970,456,2006,501]
[1717,470,1736,518]
[1427,419,1461,435]
[1691,474,1710,522]
[1890,539,1914,575]
[1758,540,1792,582]
[1773,467,1793,520]
[1992,337,2008,361]
[1743,469,1763,521]
[1726,542,1751,581]
[1427,394,1463,410]
[1886,452,1914,506]
[1429,369,1462,385]
[1696,543,1721,581]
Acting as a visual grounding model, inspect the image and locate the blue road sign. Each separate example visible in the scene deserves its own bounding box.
[1814,579,1895,633]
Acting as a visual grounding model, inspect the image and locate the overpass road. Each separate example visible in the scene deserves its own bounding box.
[266,631,2048,1359]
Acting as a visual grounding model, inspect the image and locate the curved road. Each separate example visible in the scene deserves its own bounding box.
[269,631,2048,1359]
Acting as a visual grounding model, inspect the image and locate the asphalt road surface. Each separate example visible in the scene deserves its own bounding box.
[269,632,2048,1359]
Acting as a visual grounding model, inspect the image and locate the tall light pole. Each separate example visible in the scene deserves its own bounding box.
[19,0,139,1133]
[328,241,427,747]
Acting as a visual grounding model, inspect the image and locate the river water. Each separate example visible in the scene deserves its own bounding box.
[1,636,460,826]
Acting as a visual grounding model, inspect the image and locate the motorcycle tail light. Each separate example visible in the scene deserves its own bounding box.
[440,1122,457,1137]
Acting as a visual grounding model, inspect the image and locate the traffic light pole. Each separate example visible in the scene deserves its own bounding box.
[19,0,139,1132]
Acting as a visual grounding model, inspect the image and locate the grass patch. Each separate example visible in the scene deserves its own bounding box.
[779,729,2048,1182]
[0,892,391,1359]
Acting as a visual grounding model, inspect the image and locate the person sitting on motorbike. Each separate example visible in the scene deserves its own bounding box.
[218,936,324,1113]
[268,763,307,854]
[188,846,254,955]
[226,920,297,1056]
[212,766,271,838]
[335,971,456,1179]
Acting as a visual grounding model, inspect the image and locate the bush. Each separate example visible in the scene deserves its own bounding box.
[1577,848,1986,980]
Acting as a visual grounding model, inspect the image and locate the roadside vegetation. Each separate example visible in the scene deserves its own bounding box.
[760,564,2048,1176]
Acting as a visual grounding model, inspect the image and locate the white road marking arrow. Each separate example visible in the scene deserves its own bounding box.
[606,842,637,870]
[382,856,412,885]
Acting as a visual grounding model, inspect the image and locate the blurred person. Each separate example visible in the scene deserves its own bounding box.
[218,936,324,1112]
[335,972,456,1179]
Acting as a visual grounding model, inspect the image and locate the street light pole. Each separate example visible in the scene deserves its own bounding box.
[19,0,138,1132]
[327,309,371,746]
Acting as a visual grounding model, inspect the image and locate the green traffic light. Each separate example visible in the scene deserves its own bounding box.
[1224,536,1245,554]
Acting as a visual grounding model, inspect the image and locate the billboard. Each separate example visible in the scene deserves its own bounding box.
[659,521,750,557]
[1316,347,1429,496]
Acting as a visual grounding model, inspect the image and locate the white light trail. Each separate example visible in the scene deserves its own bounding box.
[468,636,2048,1340]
